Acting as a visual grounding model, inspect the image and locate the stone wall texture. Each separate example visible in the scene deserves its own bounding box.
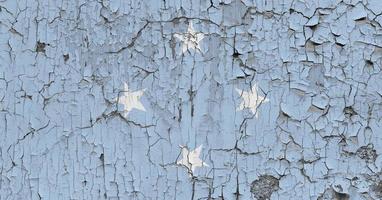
[1,0,382,199]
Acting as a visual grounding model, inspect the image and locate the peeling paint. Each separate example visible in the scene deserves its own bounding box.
[1,0,382,199]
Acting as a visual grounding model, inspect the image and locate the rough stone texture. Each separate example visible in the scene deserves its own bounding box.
[1,0,382,199]
[250,175,279,200]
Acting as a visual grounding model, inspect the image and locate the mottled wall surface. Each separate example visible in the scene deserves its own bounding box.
[1,0,382,199]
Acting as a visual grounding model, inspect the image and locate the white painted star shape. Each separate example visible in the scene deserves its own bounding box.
[236,84,269,118]
[174,22,205,54]
[177,145,208,175]
[115,83,146,117]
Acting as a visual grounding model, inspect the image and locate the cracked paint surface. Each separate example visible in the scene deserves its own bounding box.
[1,0,382,199]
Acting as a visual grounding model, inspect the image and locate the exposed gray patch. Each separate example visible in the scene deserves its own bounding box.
[63,54,69,62]
[372,181,382,198]
[35,41,47,53]
[343,106,357,118]
[250,175,279,200]
[357,144,377,162]
[318,188,350,200]
[334,192,350,200]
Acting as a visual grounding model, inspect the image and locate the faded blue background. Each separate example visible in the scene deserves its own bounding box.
[1,0,382,199]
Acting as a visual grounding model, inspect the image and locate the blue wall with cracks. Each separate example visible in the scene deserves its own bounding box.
[1,0,382,199]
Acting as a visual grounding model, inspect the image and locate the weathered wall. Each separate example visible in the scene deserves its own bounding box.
[1,0,382,199]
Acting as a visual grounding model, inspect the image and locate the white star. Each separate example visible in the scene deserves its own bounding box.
[236,84,269,117]
[177,145,208,175]
[174,22,205,54]
[115,83,146,117]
